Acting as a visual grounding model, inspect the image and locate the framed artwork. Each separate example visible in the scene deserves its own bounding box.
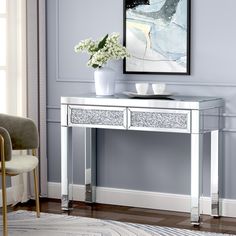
[123,0,191,75]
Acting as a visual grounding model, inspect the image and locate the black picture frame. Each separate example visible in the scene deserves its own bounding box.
[123,0,191,75]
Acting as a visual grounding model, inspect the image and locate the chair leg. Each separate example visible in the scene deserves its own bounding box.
[2,170,8,236]
[33,168,40,218]
[1,136,8,236]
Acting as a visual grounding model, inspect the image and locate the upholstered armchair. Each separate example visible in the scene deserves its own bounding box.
[0,114,40,236]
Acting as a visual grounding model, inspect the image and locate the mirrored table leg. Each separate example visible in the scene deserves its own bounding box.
[191,133,203,225]
[61,126,72,210]
[85,128,97,203]
[211,130,220,217]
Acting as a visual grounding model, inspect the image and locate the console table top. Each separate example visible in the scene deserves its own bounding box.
[61,94,223,110]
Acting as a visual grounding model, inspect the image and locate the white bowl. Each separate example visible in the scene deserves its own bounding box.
[135,83,149,95]
[152,83,166,94]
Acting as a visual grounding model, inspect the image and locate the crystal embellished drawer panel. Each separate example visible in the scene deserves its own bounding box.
[68,105,127,129]
[128,108,191,133]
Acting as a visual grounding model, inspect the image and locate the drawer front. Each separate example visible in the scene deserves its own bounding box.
[68,105,127,129]
[128,108,190,133]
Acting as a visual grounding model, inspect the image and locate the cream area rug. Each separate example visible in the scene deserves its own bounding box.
[0,210,235,236]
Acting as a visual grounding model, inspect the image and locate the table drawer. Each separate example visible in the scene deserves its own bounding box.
[128,108,191,133]
[68,105,127,129]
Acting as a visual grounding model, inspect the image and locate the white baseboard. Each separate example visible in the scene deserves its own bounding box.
[47,182,236,218]
[0,187,14,207]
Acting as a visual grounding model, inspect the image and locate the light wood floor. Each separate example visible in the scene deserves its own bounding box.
[3,199,236,235]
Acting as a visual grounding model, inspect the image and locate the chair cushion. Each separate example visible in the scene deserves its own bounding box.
[0,154,38,175]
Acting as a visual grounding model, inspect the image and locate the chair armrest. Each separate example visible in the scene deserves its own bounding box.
[0,127,12,161]
[0,114,39,150]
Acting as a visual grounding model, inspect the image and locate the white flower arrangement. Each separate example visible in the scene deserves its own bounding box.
[74,33,130,69]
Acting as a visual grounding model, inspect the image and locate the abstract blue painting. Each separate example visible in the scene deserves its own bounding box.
[124,0,190,74]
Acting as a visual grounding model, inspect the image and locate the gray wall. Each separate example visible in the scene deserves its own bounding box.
[47,0,236,199]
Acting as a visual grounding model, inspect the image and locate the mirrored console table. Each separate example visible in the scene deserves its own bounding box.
[61,94,224,225]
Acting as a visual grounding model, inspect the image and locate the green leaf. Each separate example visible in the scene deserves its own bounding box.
[98,34,108,49]
[92,64,99,69]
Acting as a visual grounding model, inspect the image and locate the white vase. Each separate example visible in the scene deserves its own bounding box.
[94,67,116,96]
